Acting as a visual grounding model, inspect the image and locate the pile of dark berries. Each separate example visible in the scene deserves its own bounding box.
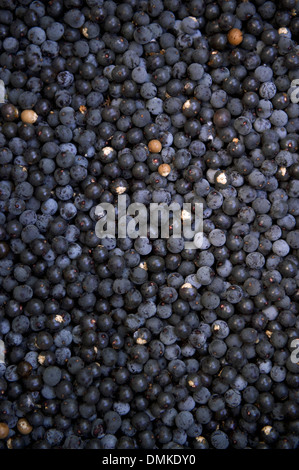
[0,0,299,450]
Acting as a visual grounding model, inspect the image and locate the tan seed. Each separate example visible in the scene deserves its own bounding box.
[158,164,171,177]
[227,28,243,46]
[0,423,9,439]
[148,139,162,153]
[17,418,33,435]
[20,110,38,124]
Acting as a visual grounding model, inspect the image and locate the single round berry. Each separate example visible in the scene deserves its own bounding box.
[158,164,171,177]
[227,28,243,46]
[20,110,38,124]
[17,419,33,435]
[0,423,9,439]
[148,140,162,153]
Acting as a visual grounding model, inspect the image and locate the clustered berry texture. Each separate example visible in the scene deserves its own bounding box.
[0,0,299,450]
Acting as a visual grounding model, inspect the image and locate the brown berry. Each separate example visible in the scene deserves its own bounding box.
[20,110,38,124]
[0,242,9,260]
[227,28,243,46]
[17,419,32,435]
[158,164,171,177]
[148,139,162,153]
[16,360,33,378]
[0,103,19,121]
[0,423,9,439]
